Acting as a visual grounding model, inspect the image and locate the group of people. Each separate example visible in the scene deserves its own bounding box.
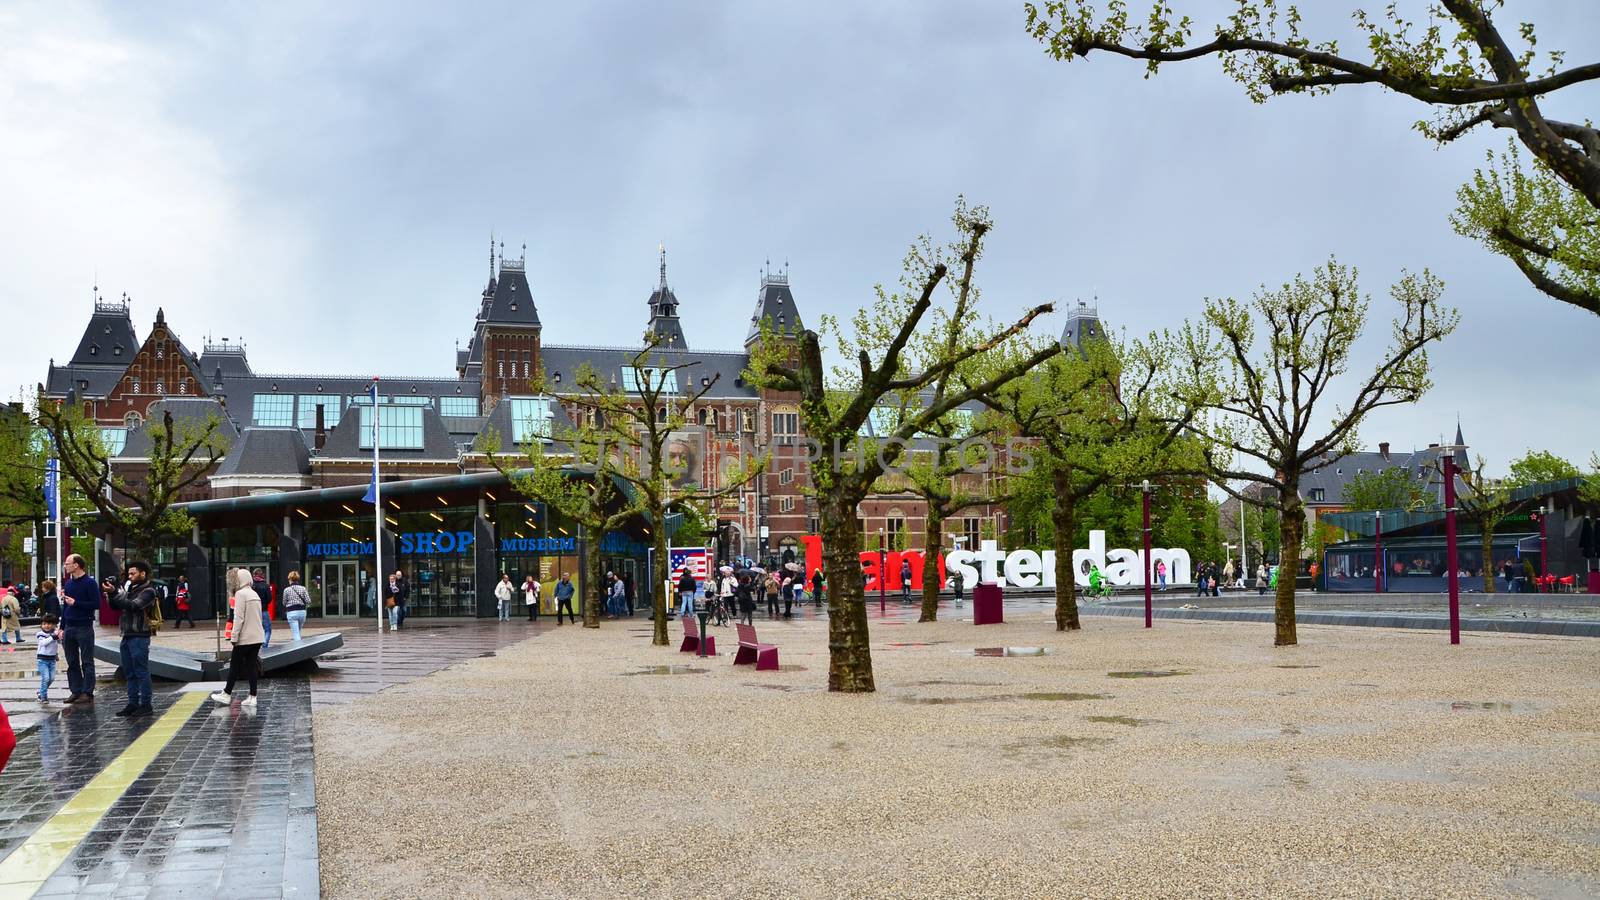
[493,572,578,624]
[684,565,824,627]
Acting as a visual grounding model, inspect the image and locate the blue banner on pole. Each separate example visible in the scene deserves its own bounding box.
[44,458,59,520]
[361,382,379,504]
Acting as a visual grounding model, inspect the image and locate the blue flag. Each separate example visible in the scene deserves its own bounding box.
[44,458,59,520]
[361,382,379,504]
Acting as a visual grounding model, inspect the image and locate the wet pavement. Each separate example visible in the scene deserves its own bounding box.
[0,619,552,898]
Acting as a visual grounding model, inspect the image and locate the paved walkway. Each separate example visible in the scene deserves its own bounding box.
[0,620,549,899]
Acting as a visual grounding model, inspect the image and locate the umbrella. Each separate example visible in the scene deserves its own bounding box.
[749,566,766,575]
[784,562,801,572]
[718,565,734,574]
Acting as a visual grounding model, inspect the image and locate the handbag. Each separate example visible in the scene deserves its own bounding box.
[386,597,398,609]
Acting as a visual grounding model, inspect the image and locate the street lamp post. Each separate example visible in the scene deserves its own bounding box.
[1443,447,1461,645]
[877,529,886,616]
[1541,500,1553,581]
[1374,510,1383,594]
[1141,480,1152,629]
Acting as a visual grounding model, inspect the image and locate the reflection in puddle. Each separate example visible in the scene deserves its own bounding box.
[621,666,709,676]
[777,665,808,672]
[1274,665,1320,669]
[1002,735,1112,757]
[1449,700,1530,712]
[899,691,1107,705]
[911,679,1001,687]
[1085,715,1163,727]
[1107,670,1190,678]
[1020,692,1109,702]
[966,647,1050,658]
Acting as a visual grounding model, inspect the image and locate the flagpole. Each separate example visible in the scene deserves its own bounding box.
[372,379,384,634]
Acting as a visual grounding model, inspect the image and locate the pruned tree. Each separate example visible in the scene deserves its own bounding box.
[1024,1,1600,315]
[983,330,1201,631]
[749,199,1059,692]
[36,399,230,559]
[1453,458,1516,593]
[1170,258,1458,646]
[562,337,765,647]
[1505,449,1580,487]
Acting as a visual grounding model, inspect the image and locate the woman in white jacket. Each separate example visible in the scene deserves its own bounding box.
[212,568,264,710]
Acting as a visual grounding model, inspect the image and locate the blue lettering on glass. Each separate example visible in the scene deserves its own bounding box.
[498,537,577,554]
[307,532,474,557]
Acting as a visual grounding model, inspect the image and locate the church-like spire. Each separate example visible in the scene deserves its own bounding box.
[647,243,686,348]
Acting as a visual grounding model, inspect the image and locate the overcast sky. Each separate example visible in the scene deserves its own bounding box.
[2,2,1596,475]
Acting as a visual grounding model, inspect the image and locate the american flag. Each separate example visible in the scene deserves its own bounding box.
[668,547,708,588]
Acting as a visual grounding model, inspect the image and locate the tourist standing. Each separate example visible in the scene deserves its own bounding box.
[554,573,576,625]
[676,569,696,619]
[524,575,541,622]
[609,574,628,618]
[173,576,194,628]
[1255,563,1268,596]
[393,569,410,627]
[35,613,61,703]
[1155,560,1167,591]
[495,574,514,621]
[780,572,794,618]
[212,568,263,710]
[900,560,913,605]
[38,580,60,620]
[0,589,20,644]
[386,574,402,631]
[59,554,99,706]
[717,572,735,624]
[765,571,780,619]
[252,568,273,650]
[951,568,964,607]
[111,561,159,717]
[737,574,756,626]
[282,571,310,641]
[812,568,825,607]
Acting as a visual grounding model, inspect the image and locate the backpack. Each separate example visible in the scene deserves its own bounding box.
[147,582,165,634]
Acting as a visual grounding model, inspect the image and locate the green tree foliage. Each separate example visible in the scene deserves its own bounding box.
[983,330,1201,631]
[749,199,1058,692]
[1024,1,1600,315]
[1455,458,1516,593]
[36,399,229,559]
[1505,449,1580,488]
[1169,259,1458,646]
[1340,466,1426,512]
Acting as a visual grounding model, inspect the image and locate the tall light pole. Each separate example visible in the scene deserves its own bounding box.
[1141,480,1152,629]
[1541,499,1554,580]
[1373,510,1384,594]
[1442,446,1461,645]
[1239,497,1248,574]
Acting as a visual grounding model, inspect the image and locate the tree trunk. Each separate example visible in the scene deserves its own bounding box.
[820,493,875,692]
[583,524,602,629]
[1050,467,1080,631]
[1274,490,1304,646]
[1481,524,1496,594]
[651,516,670,646]
[919,505,944,623]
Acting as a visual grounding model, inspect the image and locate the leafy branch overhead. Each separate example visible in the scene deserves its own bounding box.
[1025,1,1600,314]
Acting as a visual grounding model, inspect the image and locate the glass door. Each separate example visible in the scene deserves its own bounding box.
[321,560,360,617]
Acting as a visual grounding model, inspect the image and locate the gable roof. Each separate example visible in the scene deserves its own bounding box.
[746,274,803,343]
[482,260,540,327]
[68,301,139,367]
[118,398,239,459]
[213,427,312,477]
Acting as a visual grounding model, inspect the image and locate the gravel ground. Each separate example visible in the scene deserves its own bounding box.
[313,611,1600,899]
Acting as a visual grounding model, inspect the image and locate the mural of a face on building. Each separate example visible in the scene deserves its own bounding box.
[662,431,702,489]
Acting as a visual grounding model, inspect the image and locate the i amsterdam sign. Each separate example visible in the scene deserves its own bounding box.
[796,530,1191,590]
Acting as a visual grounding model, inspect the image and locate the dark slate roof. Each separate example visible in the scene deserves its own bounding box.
[316,402,461,461]
[44,363,125,399]
[1300,439,1471,508]
[540,344,758,399]
[199,346,253,382]
[745,275,804,343]
[68,303,138,367]
[482,261,540,327]
[647,285,687,349]
[118,398,239,459]
[213,427,311,477]
[1060,300,1103,352]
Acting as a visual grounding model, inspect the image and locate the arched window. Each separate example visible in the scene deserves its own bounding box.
[124,411,143,428]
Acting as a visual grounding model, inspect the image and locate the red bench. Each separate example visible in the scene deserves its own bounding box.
[680,617,716,655]
[733,623,779,671]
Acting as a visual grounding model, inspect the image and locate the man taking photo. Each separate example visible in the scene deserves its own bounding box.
[59,553,100,705]
[110,561,158,717]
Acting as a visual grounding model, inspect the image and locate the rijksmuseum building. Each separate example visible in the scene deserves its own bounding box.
[42,248,1097,619]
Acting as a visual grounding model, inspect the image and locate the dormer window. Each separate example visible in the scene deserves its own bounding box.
[553,372,561,384]
[89,345,99,356]
[114,346,123,356]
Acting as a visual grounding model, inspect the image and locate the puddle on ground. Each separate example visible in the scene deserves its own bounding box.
[746,683,796,692]
[1349,683,1380,688]
[830,740,847,750]
[777,665,808,672]
[1020,692,1109,702]
[1274,664,1320,669]
[964,647,1050,658]
[899,691,1106,705]
[621,666,709,676]
[1085,715,1163,727]
[564,750,607,759]
[1449,700,1534,713]
[1001,735,1112,757]
[911,679,1002,687]
[1107,670,1190,679]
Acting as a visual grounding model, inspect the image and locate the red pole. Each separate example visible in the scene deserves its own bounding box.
[1444,451,1460,645]
[1540,509,1549,580]
[1374,511,1383,594]
[878,533,886,616]
[1142,483,1152,629]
